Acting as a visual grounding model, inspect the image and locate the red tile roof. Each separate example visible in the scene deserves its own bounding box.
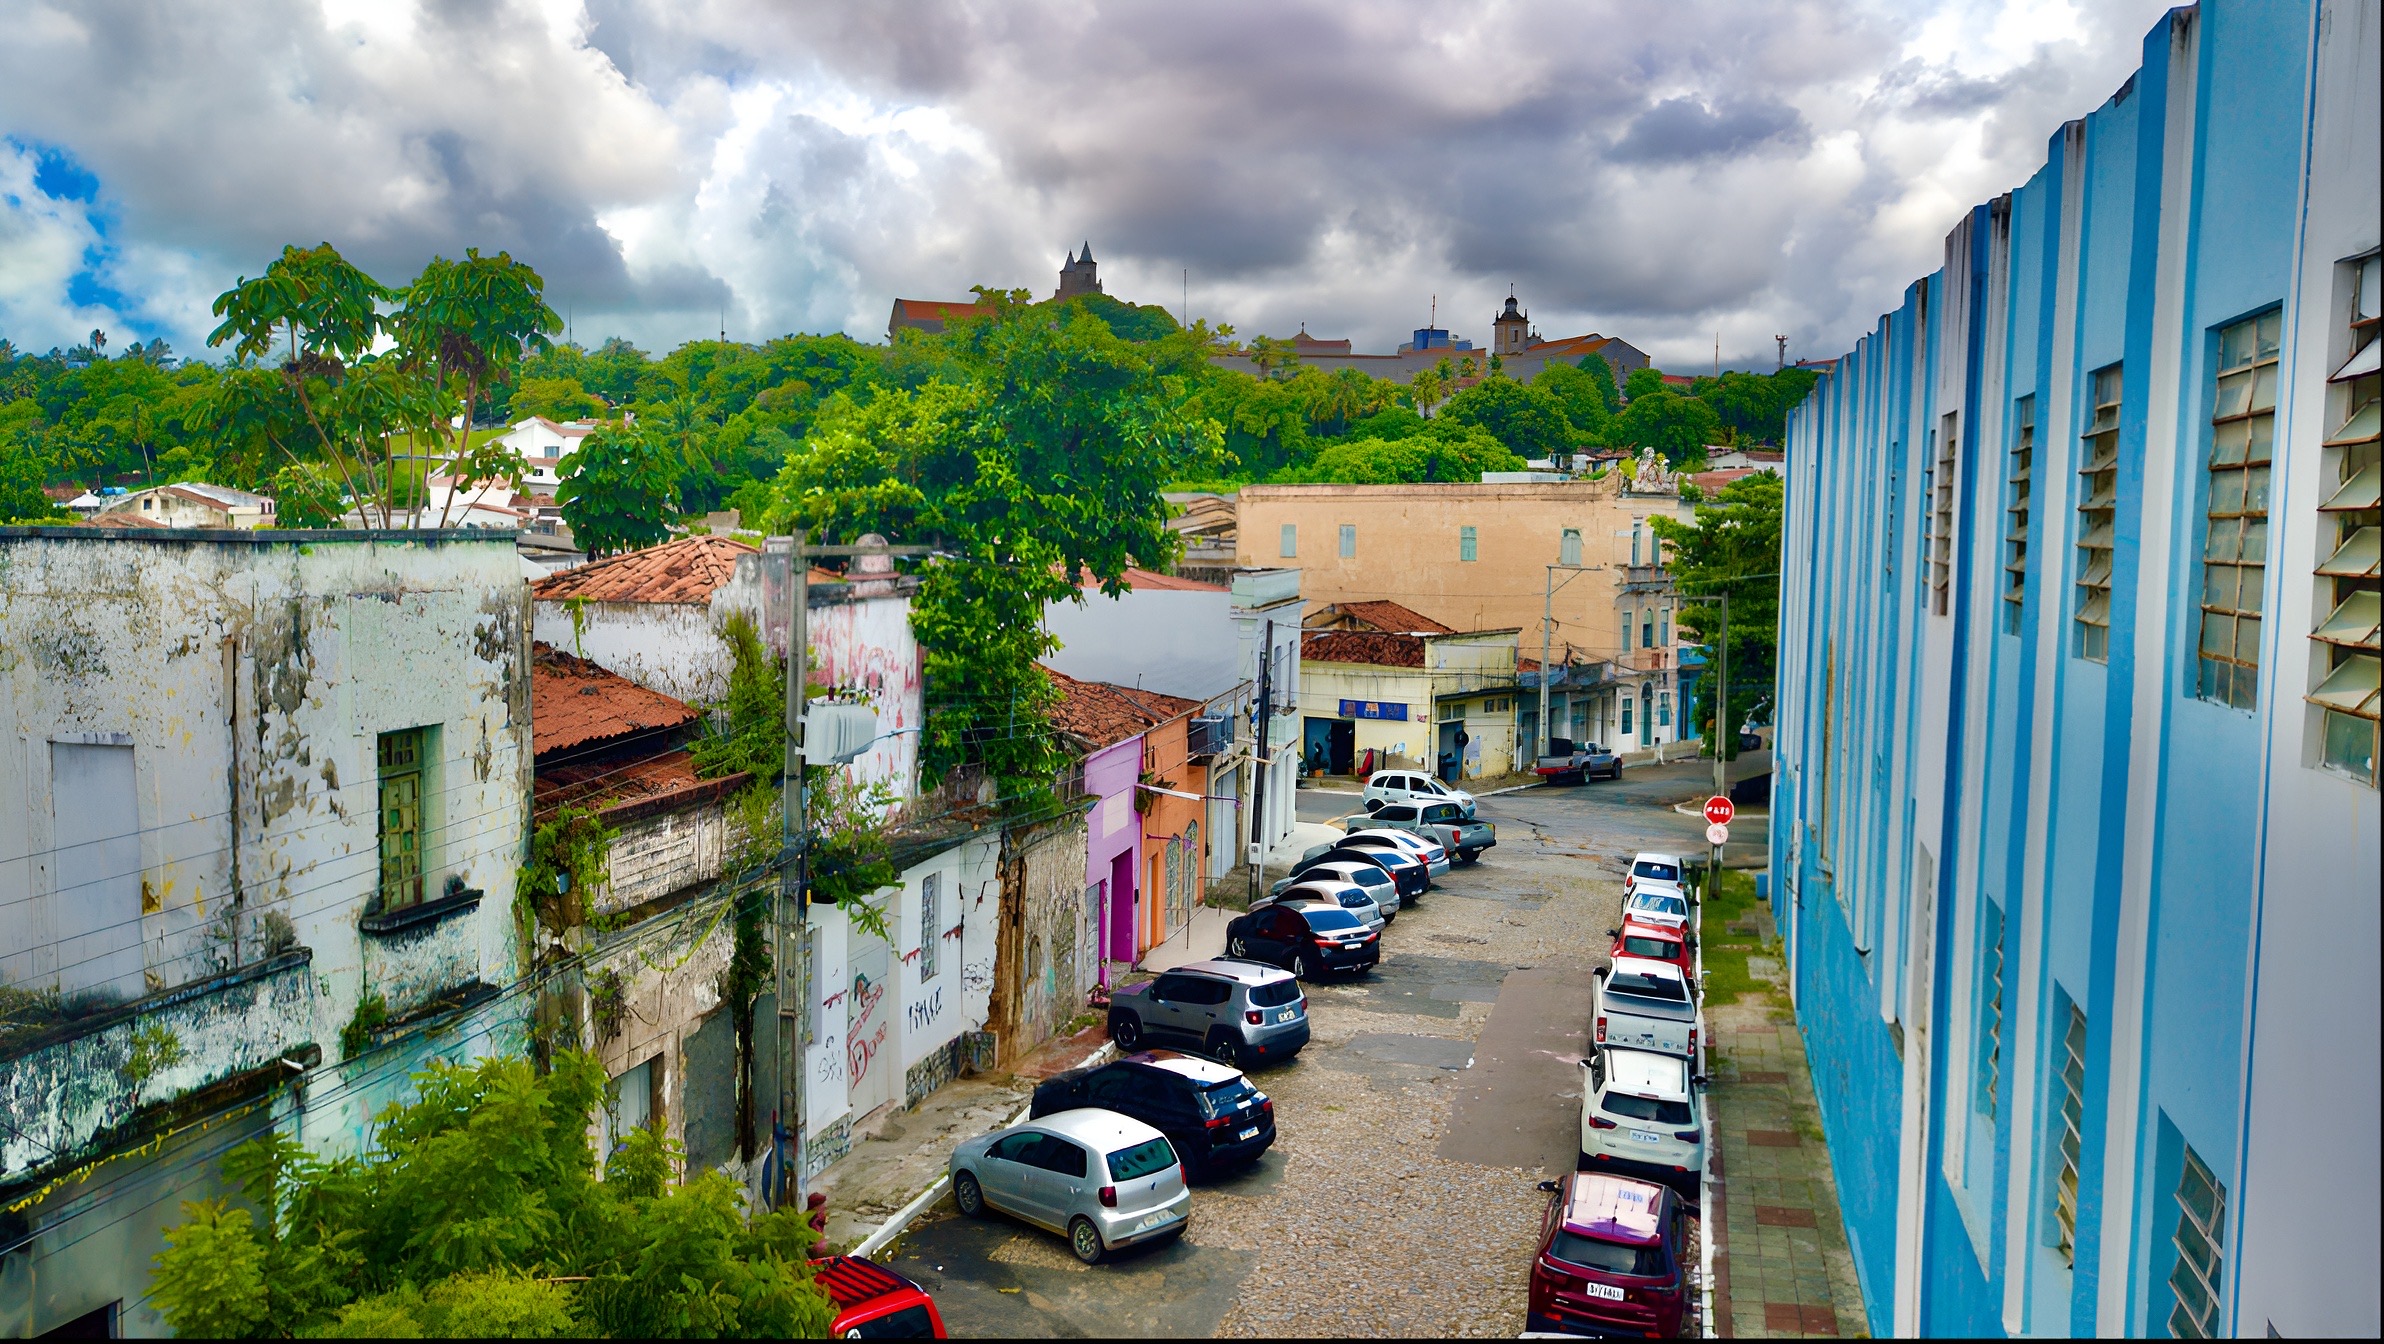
[530,534,757,604]
[530,641,703,758]
[1320,600,1454,634]
[1045,668,1203,749]
[1077,566,1229,593]
[892,299,994,323]
[1302,630,1426,668]
[85,511,166,529]
[533,746,748,824]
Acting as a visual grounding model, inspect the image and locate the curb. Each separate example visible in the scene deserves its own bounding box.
[845,1039,1120,1260]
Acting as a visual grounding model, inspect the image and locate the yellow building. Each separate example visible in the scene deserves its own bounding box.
[1293,627,1521,780]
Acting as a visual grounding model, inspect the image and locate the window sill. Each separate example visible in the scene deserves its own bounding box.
[360,886,483,936]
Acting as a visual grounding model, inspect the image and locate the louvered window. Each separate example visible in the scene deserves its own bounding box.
[2006,397,2034,634]
[2053,1002,2088,1265]
[377,728,426,910]
[2166,1147,2226,1339]
[2076,366,2122,661]
[2198,311,2280,709]
[2313,253,2381,782]
[1977,898,2005,1120]
[1931,412,1959,615]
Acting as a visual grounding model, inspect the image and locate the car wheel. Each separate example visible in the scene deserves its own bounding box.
[1069,1216,1106,1265]
[1205,1031,1239,1066]
[1290,951,1313,981]
[954,1170,985,1217]
[1228,935,1250,957]
[1111,1014,1143,1050]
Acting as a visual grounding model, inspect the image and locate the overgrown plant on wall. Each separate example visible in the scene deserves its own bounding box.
[146,1052,836,1338]
[516,806,616,953]
[1649,471,1784,760]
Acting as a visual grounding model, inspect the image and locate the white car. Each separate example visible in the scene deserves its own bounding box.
[1336,826,1452,879]
[1271,858,1401,917]
[1263,879,1387,933]
[1362,769,1477,819]
[1623,887,1692,930]
[1593,957,1697,1058]
[1579,1046,1705,1188]
[1624,852,1687,898]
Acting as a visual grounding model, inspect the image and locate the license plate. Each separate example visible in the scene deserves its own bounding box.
[1135,1209,1179,1232]
[1238,1126,1260,1141]
[1583,1282,1626,1302]
[1273,1009,1297,1023]
[1628,1130,1665,1145]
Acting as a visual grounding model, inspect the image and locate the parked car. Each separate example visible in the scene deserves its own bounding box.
[1224,902,1380,980]
[1361,768,1477,818]
[1607,920,1695,980]
[1624,851,1687,898]
[1578,1046,1705,1191]
[1276,855,1404,915]
[1264,879,1387,933]
[950,1110,1191,1265]
[1622,886,1692,930]
[1105,959,1310,1067]
[1297,842,1428,901]
[1357,800,1497,864]
[811,1255,947,1338]
[1334,826,1451,879]
[1534,737,1622,784]
[1594,957,1698,1059]
[1527,1172,1697,1338]
[1031,1050,1277,1179]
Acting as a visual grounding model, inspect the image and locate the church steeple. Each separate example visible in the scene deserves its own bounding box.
[1057,241,1104,301]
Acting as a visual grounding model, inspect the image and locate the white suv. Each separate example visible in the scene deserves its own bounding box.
[1579,1046,1705,1189]
[1362,770,1477,818]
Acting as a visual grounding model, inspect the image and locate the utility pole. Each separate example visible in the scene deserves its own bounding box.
[1709,590,1729,902]
[774,530,925,1213]
[1774,335,1788,371]
[1539,562,1605,759]
[1246,620,1275,905]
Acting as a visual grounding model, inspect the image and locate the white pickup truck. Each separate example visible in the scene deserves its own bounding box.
[1594,957,1698,1059]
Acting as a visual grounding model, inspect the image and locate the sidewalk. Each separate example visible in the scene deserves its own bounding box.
[1141,903,1232,971]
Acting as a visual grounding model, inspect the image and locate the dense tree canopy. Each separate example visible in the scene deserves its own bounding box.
[1648,471,1784,759]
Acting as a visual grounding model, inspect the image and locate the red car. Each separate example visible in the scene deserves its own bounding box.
[1527,1171,1695,1338]
[812,1255,946,1339]
[1608,919,1695,980]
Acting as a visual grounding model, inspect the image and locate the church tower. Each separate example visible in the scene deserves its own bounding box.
[1056,242,1104,301]
[1493,291,1530,356]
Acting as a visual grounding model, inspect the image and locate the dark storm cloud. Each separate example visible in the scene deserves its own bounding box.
[0,0,2186,364]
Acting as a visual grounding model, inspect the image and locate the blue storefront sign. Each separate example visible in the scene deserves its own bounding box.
[1338,699,1409,721]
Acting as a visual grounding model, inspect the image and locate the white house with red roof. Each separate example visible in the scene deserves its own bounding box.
[497,415,607,489]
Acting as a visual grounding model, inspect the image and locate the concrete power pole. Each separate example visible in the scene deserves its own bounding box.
[1539,561,1604,761]
[1709,590,1729,900]
[1247,620,1275,905]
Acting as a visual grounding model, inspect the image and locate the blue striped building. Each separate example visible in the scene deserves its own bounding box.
[1771,2,2378,1336]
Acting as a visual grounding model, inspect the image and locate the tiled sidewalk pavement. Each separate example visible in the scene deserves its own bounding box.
[1704,899,1869,1338]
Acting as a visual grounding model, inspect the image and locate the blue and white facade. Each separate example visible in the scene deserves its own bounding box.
[1771,2,2379,1338]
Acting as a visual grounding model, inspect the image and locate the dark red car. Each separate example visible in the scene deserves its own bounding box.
[1607,919,1694,980]
[812,1254,946,1339]
[1527,1172,1695,1338]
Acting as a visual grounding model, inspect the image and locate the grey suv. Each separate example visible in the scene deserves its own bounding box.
[1360,800,1498,865]
[1106,958,1311,1068]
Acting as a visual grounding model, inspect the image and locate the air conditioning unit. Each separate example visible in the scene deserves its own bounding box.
[801,703,878,765]
[1187,714,1230,758]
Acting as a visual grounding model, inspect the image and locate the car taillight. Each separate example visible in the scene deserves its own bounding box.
[1099,1185,1117,1207]
[1246,1010,1262,1025]
[1259,1098,1273,1116]
[1312,935,1334,948]
[1589,1115,1617,1129]
[1595,1015,1607,1042]
[1205,1114,1232,1130]
[1689,1027,1698,1054]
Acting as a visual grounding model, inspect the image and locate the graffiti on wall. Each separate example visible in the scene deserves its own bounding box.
[847,969,888,1086]
[905,984,943,1034]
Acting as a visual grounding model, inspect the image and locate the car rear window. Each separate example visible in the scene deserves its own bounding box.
[1423,804,1461,821]
[1195,1079,1258,1120]
[845,1305,936,1339]
[1348,867,1390,887]
[1105,1136,1178,1181]
[1250,979,1301,1008]
[1550,1230,1670,1278]
[1377,805,1417,821]
[1337,891,1374,909]
[1632,894,1687,914]
[1602,1092,1695,1126]
[1634,861,1681,882]
[1622,935,1677,959]
[1608,969,1689,1001]
[1302,907,1363,931]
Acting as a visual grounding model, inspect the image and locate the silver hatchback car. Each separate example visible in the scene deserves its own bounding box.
[1262,878,1387,932]
[950,1109,1191,1264]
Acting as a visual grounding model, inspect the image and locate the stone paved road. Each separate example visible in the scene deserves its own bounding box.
[883,785,1693,1337]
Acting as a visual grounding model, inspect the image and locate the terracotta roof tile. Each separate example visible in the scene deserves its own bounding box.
[1044,668,1202,750]
[531,641,703,757]
[1320,600,1454,634]
[1077,566,1228,593]
[530,534,757,604]
[85,511,166,529]
[1301,630,1426,668]
[533,747,748,824]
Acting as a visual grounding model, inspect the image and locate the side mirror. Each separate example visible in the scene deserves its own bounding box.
[1606,928,1619,938]
[1363,798,1383,812]
[1593,965,1609,979]
[1536,1179,1561,1193]
[1692,1075,1709,1088]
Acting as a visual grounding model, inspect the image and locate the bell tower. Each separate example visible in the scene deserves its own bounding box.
[1493,290,1530,356]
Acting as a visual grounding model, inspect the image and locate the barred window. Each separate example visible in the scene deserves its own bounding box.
[2053,1001,2088,1265]
[2166,1146,2226,1339]
[1931,411,1959,615]
[2198,310,2280,709]
[2076,366,2122,661]
[919,872,941,981]
[2312,252,2380,782]
[2005,396,2035,634]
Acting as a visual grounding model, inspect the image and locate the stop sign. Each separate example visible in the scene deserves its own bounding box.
[1704,795,1735,827]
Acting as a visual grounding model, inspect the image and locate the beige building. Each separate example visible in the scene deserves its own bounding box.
[1294,627,1521,780]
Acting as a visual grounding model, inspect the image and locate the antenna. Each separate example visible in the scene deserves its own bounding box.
[1429,294,1437,329]
[1774,334,1788,370]
[720,308,726,344]
[1714,333,1720,378]
[1183,268,1189,329]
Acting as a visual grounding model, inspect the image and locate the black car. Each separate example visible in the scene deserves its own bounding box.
[1224,903,1379,979]
[1029,1051,1277,1179]
[1292,845,1427,901]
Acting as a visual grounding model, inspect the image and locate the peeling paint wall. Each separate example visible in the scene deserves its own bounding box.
[993,817,1091,1060]
[529,598,724,705]
[585,894,732,1163]
[595,802,732,916]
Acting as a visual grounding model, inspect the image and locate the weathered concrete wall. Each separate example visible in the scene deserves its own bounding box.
[889,832,1000,1079]
[585,892,733,1163]
[1000,816,1092,1058]
[595,801,732,917]
[0,529,530,1088]
[531,598,723,705]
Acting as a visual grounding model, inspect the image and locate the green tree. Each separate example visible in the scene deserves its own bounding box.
[1,401,74,523]
[1648,471,1783,760]
[557,425,676,556]
[511,376,606,422]
[1296,423,1524,483]
[1578,352,1621,413]
[269,459,347,528]
[1437,375,1575,459]
[1611,389,1722,466]
[1530,361,1613,441]
[1624,366,1668,401]
[772,297,1226,797]
[146,1052,837,1339]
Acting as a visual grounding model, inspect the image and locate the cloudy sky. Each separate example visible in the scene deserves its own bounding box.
[0,0,2179,371]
